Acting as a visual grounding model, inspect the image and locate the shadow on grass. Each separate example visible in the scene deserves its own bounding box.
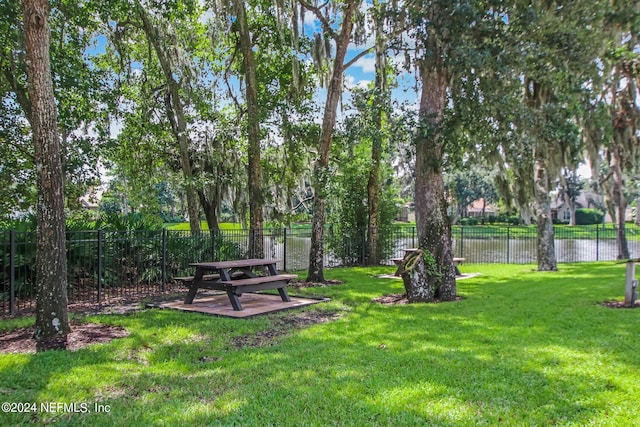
[0,262,638,425]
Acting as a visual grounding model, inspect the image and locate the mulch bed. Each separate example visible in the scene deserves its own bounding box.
[0,291,191,355]
[0,321,129,354]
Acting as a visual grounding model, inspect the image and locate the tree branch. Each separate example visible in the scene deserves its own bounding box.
[291,194,314,212]
[298,0,338,41]
[343,45,374,70]
[1,58,32,125]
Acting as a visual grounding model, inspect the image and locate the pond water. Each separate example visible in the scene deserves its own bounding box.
[454,238,639,264]
[260,235,640,271]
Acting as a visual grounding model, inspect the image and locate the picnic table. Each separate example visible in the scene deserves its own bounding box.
[177,259,296,311]
[392,249,465,276]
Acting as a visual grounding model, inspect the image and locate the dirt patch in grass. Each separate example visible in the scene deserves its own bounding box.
[372,293,411,305]
[288,279,344,289]
[231,310,344,348]
[372,293,464,305]
[0,321,129,354]
[66,290,190,316]
[602,300,640,309]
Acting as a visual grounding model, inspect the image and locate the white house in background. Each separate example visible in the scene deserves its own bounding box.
[551,190,601,222]
[78,196,99,211]
[550,190,634,223]
[78,187,103,211]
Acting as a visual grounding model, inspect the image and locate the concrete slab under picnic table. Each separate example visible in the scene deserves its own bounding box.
[149,293,329,318]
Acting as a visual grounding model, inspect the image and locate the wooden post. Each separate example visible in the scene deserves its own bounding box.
[624,260,636,307]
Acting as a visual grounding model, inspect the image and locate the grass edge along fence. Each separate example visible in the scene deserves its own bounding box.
[1,224,636,316]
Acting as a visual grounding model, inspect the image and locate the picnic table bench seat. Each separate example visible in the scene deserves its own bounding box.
[220,274,297,287]
[174,271,244,284]
[174,274,221,283]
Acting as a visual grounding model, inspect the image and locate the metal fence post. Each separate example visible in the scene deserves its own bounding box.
[161,228,167,291]
[97,229,103,303]
[249,228,254,259]
[283,228,287,272]
[211,229,216,261]
[596,223,599,261]
[9,230,16,316]
[411,227,415,248]
[460,226,464,258]
[507,226,511,264]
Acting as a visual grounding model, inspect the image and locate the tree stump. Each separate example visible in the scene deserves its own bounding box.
[624,261,638,308]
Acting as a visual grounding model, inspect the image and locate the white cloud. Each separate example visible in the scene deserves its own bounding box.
[352,55,376,73]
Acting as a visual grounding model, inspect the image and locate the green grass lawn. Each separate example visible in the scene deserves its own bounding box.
[1,263,639,426]
[453,223,640,240]
[165,222,245,231]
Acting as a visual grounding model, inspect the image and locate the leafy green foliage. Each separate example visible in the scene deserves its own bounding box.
[0,0,110,218]
[327,93,399,265]
[575,208,605,225]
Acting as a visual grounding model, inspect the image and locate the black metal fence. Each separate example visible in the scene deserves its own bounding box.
[1,224,637,316]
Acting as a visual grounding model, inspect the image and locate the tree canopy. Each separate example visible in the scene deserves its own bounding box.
[1,0,639,286]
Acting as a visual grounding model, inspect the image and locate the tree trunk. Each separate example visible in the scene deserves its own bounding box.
[533,147,557,271]
[306,1,356,282]
[526,79,557,271]
[409,59,456,302]
[23,0,70,351]
[307,196,327,281]
[139,6,200,235]
[611,146,629,259]
[366,9,386,266]
[235,0,264,258]
[197,191,220,232]
[401,250,439,301]
[568,197,577,226]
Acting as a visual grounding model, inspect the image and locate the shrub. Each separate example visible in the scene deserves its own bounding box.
[575,208,604,225]
[506,215,523,225]
[460,217,479,226]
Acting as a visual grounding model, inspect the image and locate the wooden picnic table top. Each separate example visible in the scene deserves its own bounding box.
[189,258,280,270]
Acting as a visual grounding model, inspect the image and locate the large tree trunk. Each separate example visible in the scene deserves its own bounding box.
[306,1,356,282]
[526,79,557,271]
[533,146,557,270]
[409,60,456,302]
[611,145,629,259]
[235,0,264,258]
[139,6,200,235]
[568,197,577,226]
[23,0,70,351]
[366,9,386,266]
